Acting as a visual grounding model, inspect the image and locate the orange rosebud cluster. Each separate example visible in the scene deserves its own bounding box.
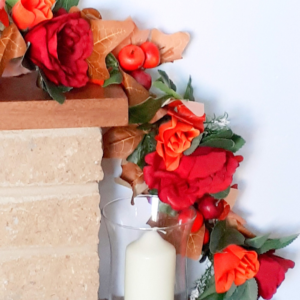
[214,244,260,293]
[12,0,55,30]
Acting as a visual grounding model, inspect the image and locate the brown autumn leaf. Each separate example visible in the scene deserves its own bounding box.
[112,18,150,57]
[121,69,150,106]
[103,125,145,159]
[69,6,102,20]
[186,224,205,260]
[227,212,256,239]
[0,23,27,77]
[115,161,148,199]
[87,19,135,81]
[150,28,190,63]
[147,212,204,260]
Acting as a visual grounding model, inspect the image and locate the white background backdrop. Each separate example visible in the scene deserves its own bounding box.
[81,1,300,299]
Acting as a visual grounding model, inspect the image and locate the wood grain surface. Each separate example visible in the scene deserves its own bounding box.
[0,72,128,130]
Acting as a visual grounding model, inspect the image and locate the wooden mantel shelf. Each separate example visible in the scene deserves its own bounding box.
[0,72,128,130]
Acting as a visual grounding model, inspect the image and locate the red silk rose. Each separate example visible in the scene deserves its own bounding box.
[25,9,93,88]
[144,147,242,210]
[255,251,295,300]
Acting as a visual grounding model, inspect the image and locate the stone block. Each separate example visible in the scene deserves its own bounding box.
[0,128,103,187]
[0,250,99,300]
[0,184,100,247]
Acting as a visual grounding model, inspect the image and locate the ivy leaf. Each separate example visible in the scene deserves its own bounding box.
[202,129,233,142]
[226,279,258,300]
[245,234,270,249]
[210,220,245,254]
[200,138,235,151]
[127,131,157,169]
[103,69,123,87]
[256,234,299,254]
[152,80,182,99]
[210,187,231,199]
[184,133,203,155]
[183,76,195,101]
[129,95,171,124]
[157,69,177,91]
[39,70,69,104]
[53,0,80,12]
[230,134,246,153]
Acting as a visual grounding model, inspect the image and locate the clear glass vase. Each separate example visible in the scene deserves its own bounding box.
[102,195,196,300]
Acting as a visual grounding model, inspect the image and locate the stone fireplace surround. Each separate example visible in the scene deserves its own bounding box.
[0,73,128,300]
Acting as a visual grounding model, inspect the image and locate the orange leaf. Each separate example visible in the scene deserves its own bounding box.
[112,18,150,57]
[115,161,148,199]
[87,19,135,81]
[121,69,150,106]
[103,125,145,159]
[186,224,205,260]
[150,29,190,63]
[0,23,27,77]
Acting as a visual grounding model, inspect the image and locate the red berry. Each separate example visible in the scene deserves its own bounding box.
[178,208,195,225]
[118,45,145,71]
[191,211,204,233]
[197,195,223,220]
[140,41,160,69]
[129,69,152,90]
[203,228,210,245]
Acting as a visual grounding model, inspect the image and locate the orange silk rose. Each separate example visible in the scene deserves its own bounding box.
[156,116,200,171]
[214,244,260,293]
[12,0,55,30]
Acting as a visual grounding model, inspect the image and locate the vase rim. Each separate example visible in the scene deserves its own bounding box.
[101,195,197,231]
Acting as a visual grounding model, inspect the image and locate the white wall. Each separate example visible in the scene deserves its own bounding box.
[80,0,300,299]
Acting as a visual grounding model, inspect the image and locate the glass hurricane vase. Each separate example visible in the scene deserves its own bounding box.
[102,195,196,300]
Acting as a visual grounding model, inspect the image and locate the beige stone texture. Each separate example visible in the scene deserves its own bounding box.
[0,250,99,300]
[0,128,103,187]
[0,184,100,247]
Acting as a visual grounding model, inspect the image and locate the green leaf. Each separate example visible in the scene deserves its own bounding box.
[149,189,158,195]
[103,69,123,87]
[157,70,177,91]
[105,53,119,69]
[200,138,235,151]
[57,86,72,93]
[5,0,19,7]
[230,134,246,152]
[184,133,203,155]
[245,234,270,249]
[39,70,66,104]
[127,131,157,169]
[226,279,258,300]
[256,234,299,254]
[210,187,231,199]
[210,221,245,254]
[198,279,217,300]
[53,0,79,12]
[183,76,195,101]
[224,284,237,300]
[158,202,177,217]
[152,80,182,99]
[129,95,171,124]
[202,129,233,142]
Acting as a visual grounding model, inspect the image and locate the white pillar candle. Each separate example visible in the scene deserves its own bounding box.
[125,230,176,300]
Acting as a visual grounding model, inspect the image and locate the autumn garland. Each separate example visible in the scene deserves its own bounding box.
[0,1,298,300]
